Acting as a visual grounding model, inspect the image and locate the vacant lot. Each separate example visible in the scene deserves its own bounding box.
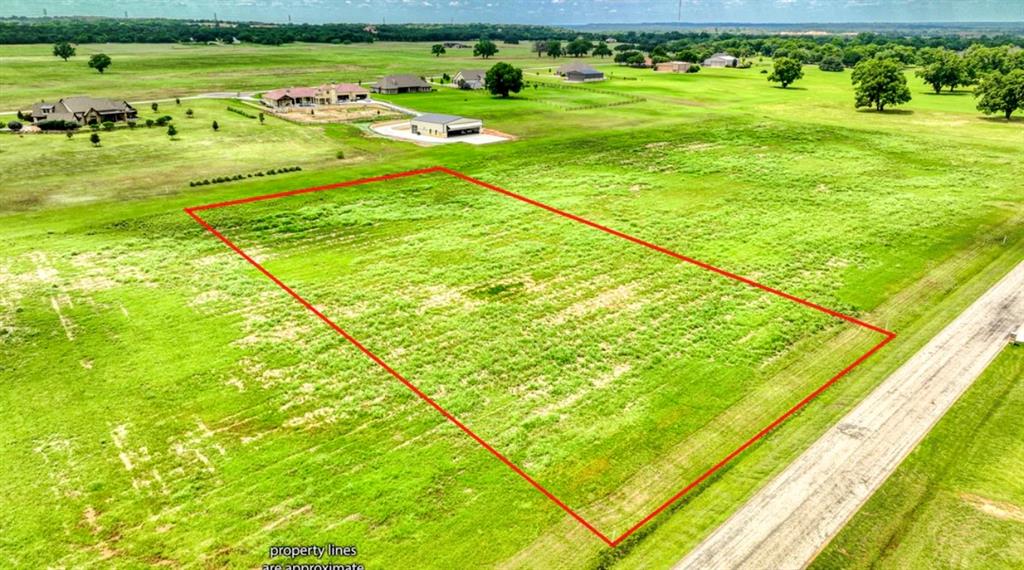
[813,346,1024,570]
[1,42,1021,568]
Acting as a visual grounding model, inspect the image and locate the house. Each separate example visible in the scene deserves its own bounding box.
[557,62,605,83]
[605,37,617,44]
[262,86,319,109]
[410,113,482,138]
[262,83,370,109]
[453,69,486,89]
[444,42,470,49]
[655,61,694,73]
[703,52,739,67]
[372,74,432,94]
[30,96,137,125]
[334,83,370,101]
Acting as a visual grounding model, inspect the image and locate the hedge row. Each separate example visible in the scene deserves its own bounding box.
[227,106,258,119]
[189,166,302,187]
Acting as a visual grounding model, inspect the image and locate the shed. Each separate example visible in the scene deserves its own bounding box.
[703,53,739,67]
[410,113,483,138]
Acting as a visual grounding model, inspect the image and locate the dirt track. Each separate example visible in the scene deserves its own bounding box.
[676,261,1024,570]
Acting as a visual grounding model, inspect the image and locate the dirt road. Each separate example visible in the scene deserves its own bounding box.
[676,261,1024,570]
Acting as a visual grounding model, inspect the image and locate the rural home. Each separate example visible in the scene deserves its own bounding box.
[557,62,605,82]
[30,96,137,125]
[453,69,486,89]
[410,113,483,138]
[443,42,470,49]
[655,61,694,73]
[262,83,369,109]
[703,52,739,67]
[373,74,432,94]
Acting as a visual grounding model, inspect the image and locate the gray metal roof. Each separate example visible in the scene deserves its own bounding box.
[376,74,430,89]
[413,113,479,125]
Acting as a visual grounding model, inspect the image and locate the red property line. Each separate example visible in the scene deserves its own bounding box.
[185,166,896,548]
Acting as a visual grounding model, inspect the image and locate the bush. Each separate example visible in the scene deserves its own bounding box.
[227,106,257,119]
[145,119,155,128]
[101,121,114,131]
[686,64,701,73]
[155,115,173,126]
[336,150,345,159]
[189,166,301,187]
[37,119,79,131]
[6,120,22,132]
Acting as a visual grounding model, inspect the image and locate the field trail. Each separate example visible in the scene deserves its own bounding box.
[676,261,1024,570]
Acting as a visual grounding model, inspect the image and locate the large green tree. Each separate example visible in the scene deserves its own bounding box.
[431,44,445,57]
[768,57,804,88]
[851,58,912,111]
[88,53,112,73]
[916,49,969,93]
[546,40,563,59]
[974,69,1024,120]
[473,39,498,59]
[52,41,75,61]
[484,62,523,98]
[592,42,612,58]
[566,38,592,58]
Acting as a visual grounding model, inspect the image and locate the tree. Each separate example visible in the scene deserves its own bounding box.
[7,120,22,132]
[484,62,523,98]
[532,40,548,58]
[566,38,593,58]
[851,58,912,111]
[974,69,1024,120]
[546,40,563,59]
[186,108,194,118]
[768,57,804,88]
[592,42,612,59]
[167,124,178,138]
[916,49,967,93]
[818,55,844,72]
[52,41,76,61]
[473,39,498,59]
[212,120,219,131]
[175,97,181,105]
[90,133,100,146]
[151,102,159,113]
[431,44,446,57]
[259,112,265,125]
[88,53,111,73]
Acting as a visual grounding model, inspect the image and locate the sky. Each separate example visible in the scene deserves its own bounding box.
[5,0,1024,25]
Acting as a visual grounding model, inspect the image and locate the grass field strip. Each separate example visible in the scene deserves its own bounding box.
[186,166,895,546]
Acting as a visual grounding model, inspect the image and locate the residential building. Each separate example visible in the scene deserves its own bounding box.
[453,69,486,90]
[655,61,694,73]
[30,96,137,125]
[372,75,432,94]
[262,83,370,109]
[410,113,482,138]
[703,53,739,67]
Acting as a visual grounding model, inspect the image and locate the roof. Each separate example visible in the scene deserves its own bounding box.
[707,53,738,60]
[557,62,600,74]
[264,87,318,100]
[413,113,480,126]
[335,83,368,94]
[455,69,485,81]
[565,68,604,77]
[376,74,430,89]
[58,96,133,114]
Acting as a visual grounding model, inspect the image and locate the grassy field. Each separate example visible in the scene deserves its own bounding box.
[813,346,1024,569]
[1,41,1022,568]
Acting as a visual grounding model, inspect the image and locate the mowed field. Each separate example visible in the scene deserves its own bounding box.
[1,41,1022,568]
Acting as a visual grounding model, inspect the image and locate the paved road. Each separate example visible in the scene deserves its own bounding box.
[676,261,1024,570]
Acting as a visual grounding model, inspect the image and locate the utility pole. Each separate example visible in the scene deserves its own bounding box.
[678,0,682,21]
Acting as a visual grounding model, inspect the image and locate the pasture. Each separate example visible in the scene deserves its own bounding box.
[1,41,1022,568]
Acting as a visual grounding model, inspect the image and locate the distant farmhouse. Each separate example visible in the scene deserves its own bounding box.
[453,69,486,90]
[655,61,694,73]
[557,62,605,83]
[411,113,483,138]
[703,53,739,67]
[30,96,137,125]
[443,42,470,49]
[373,74,432,94]
[262,83,369,109]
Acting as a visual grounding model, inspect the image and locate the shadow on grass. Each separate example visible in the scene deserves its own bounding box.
[855,108,915,115]
[773,86,808,90]
[979,115,1024,124]
[921,90,973,97]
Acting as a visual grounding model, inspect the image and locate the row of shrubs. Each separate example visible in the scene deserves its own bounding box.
[189,166,302,187]
[227,106,258,119]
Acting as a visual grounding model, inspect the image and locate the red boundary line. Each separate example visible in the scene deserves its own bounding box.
[185,166,896,548]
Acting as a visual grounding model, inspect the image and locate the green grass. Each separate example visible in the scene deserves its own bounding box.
[812,346,1024,570]
[0,43,1022,568]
